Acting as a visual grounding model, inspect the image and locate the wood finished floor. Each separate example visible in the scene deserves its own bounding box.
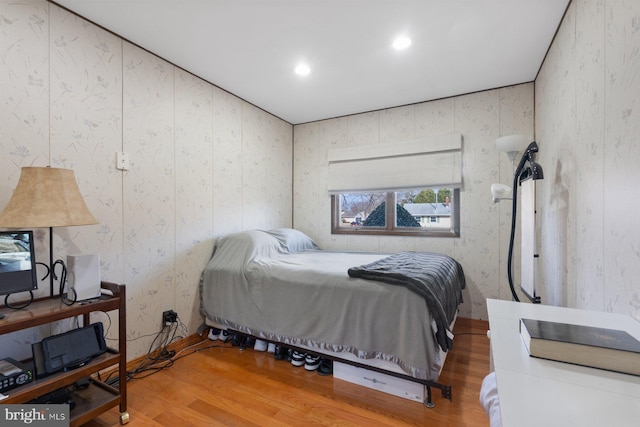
[86,317,491,426]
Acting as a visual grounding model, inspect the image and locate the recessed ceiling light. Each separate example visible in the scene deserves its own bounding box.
[295,63,311,76]
[393,36,412,50]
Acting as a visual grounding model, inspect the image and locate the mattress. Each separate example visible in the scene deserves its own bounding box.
[200,229,465,381]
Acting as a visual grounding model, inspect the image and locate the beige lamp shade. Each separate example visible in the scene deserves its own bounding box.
[0,167,98,228]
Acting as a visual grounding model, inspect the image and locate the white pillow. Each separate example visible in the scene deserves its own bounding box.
[265,228,319,253]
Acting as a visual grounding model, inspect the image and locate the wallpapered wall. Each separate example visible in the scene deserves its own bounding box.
[293,83,535,320]
[6,0,636,364]
[535,0,640,319]
[0,0,293,359]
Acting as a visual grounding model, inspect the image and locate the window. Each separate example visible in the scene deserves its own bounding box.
[327,133,462,237]
[331,188,460,237]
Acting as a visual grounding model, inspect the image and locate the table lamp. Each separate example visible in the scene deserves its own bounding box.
[0,166,98,298]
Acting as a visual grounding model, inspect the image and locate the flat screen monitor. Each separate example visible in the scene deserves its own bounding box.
[0,230,38,296]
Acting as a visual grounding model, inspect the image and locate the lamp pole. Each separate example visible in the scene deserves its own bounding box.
[49,226,54,297]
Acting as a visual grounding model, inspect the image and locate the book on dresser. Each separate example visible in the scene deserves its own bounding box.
[519,318,640,376]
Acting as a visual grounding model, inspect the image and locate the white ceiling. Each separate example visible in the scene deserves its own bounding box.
[53,0,570,125]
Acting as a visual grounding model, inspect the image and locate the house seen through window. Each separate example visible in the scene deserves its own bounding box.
[331,188,460,237]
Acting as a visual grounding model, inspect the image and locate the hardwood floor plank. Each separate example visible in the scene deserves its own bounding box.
[84,317,491,426]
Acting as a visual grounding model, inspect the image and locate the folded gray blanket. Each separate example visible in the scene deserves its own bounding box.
[348,251,466,352]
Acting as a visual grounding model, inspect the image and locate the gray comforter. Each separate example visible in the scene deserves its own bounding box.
[347,251,465,352]
[200,229,465,380]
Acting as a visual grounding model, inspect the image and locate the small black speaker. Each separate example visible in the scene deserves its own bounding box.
[31,341,47,379]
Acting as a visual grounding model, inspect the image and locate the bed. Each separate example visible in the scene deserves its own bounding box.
[199,228,466,406]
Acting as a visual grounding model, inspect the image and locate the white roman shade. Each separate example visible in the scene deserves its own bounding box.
[327,133,462,193]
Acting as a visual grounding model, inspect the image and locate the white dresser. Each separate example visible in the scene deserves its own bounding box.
[487,298,640,427]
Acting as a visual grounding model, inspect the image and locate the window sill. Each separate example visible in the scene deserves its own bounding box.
[331,228,460,238]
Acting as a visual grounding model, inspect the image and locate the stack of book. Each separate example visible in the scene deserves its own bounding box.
[519,318,640,376]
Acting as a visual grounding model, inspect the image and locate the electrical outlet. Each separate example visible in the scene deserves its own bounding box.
[162,310,178,326]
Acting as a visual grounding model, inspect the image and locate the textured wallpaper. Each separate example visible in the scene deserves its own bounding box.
[536,0,640,319]
[293,84,535,320]
[0,0,293,359]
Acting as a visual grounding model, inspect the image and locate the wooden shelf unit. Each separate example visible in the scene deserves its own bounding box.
[0,281,128,426]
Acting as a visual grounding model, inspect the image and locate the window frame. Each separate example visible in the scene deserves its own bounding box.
[331,188,460,237]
